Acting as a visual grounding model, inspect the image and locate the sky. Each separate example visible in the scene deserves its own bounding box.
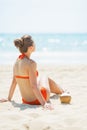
[0,0,87,33]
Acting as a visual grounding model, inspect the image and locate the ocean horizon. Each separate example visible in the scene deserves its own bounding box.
[0,33,87,65]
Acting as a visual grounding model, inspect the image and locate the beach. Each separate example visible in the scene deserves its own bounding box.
[0,64,87,130]
[0,0,87,128]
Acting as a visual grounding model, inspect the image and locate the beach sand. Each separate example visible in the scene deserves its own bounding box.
[0,64,87,130]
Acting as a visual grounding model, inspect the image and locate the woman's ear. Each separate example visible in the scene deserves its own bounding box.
[29,46,35,52]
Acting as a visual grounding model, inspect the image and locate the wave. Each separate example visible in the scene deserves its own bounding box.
[0,51,87,65]
[47,38,60,43]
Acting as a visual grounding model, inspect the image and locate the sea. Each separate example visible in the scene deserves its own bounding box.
[0,33,87,65]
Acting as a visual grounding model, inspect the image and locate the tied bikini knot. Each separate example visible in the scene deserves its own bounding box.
[18,53,25,59]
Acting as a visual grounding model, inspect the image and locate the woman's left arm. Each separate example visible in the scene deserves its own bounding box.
[0,66,17,102]
[7,75,17,101]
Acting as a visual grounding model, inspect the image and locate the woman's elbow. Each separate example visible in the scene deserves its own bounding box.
[31,84,38,90]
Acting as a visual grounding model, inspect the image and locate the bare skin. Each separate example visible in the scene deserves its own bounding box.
[0,45,64,110]
[48,78,64,94]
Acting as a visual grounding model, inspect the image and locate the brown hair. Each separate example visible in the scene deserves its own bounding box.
[14,35,34,53]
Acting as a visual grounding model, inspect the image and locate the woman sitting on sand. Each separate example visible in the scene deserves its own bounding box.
[1,35,64,109]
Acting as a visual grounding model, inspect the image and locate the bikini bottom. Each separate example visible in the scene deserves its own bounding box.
[22,87,47,105]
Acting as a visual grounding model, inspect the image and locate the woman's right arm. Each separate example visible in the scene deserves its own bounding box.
[29,62,46,106]
[29,62,53,110]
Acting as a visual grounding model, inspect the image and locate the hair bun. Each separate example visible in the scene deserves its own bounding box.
[14,39,24,48]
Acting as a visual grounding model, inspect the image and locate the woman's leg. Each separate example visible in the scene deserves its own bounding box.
[48,78,64,94]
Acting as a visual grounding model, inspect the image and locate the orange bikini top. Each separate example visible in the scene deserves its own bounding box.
[18,53,26,59]
[15,53,38,79]
[15,71,38,79]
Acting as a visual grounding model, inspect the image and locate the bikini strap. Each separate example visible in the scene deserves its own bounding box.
[18,53,26,59]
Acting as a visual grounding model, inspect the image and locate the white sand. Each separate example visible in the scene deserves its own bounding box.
[0,64,87,130]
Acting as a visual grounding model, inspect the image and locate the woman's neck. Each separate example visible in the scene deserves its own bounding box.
[24,52,31,59]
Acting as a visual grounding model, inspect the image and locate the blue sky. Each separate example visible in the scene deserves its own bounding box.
[0,0,87,33]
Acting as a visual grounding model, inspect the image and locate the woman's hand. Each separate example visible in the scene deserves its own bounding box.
[0,98,8,103]
[43,103,54,110]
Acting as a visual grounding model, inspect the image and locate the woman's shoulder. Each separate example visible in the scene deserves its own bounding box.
[24,59,37,72]
[26,58,36,65]
[14,57,37,68]
[23,58,37,68]
[28,59,37,67]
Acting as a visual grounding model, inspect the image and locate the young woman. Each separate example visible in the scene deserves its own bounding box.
[0,35,64,110]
